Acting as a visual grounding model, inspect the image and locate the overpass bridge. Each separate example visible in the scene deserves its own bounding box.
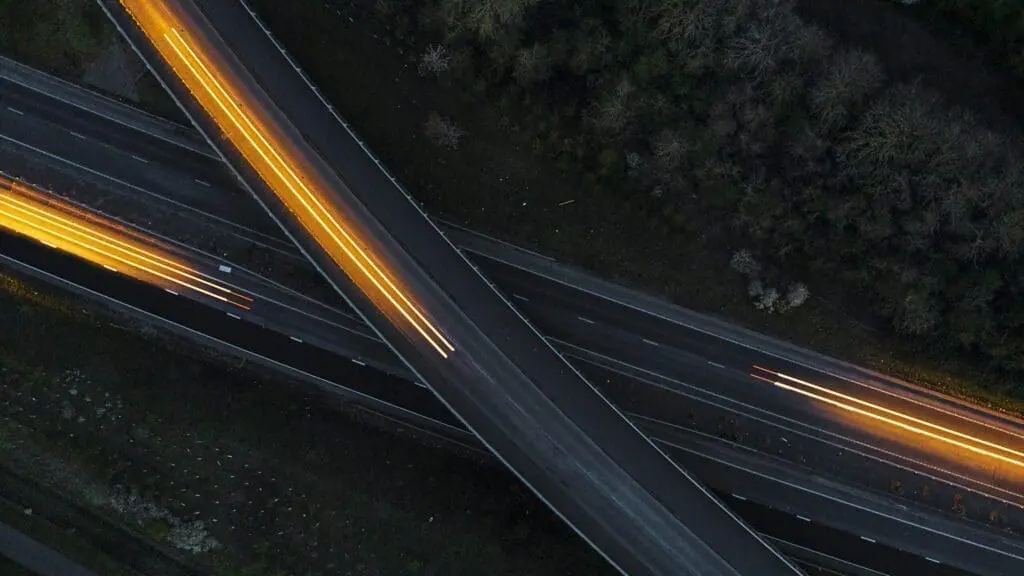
[96,1,802,574]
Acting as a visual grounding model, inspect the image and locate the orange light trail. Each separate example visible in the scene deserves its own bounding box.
[0,180,252,310]
[118,0,454,358]
[751,366,1024,471]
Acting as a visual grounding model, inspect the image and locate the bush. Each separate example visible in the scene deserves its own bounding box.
[417,44,451,77]
[424,112,467,149]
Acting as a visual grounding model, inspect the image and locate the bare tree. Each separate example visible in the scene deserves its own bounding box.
[569,18,612,75]
[418,44,451,77]
[810,48,885,132]
[424,112,467,150]
[651,129,688,171]
[893,288,939,335]
[725,6,803,79]
[730,249,761,276]
[587,76,637,139]
[513,43,553,86]
[440,0,542,39]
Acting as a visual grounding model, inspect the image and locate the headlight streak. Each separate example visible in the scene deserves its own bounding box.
[117,0,453,358]
[751,366,1024,471]
[0,180,252,310]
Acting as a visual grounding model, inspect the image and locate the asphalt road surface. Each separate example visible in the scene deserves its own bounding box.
[3,43,1024,574]
[0,225,1002,576]
[94,1,809,574]
[2,49,1023,520]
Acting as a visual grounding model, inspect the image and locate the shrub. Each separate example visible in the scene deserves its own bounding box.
[424,112,467,149]
[417,44,450,76]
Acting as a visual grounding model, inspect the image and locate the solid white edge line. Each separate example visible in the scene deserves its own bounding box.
[233,2,801,572]
[559,341,1024,506]
[0,253,466,434]
[650,435,1024,562]
[0,59,218,159]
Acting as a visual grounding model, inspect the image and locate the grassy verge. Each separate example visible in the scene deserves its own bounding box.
[0,271,610,575]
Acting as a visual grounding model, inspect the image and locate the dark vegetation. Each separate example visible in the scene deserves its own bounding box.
[0,0,111,76]
[371,0,1024,378]
[914,0,1024,81]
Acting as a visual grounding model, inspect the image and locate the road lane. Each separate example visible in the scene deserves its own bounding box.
[8,33,1024,572]
[1,179,1020,575]
[99,0,805,574]
[7,59,1024,515]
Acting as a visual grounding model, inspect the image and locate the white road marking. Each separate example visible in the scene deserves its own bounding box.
[564,342,1024,506]
[652,434,1024,562]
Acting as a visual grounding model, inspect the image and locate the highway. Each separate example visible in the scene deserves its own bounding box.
[6,48,1024,569]
[0,123,1022,575]
[0,522,97,576]
[0,212,1003,576]
[3,51,1024,516]
[97,0,804,574]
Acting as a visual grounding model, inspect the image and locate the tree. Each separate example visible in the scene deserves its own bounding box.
[893,287,939,336]
[439,0,542,39]
[569,19,613,76]
[730,249,761,276]
[418,44,451,77]
[809,48,884,133]
[725,5,813,79]
[512,42,553,87]
[651,129,688,171]
[424,112,467,150]
[586,76,638,140]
